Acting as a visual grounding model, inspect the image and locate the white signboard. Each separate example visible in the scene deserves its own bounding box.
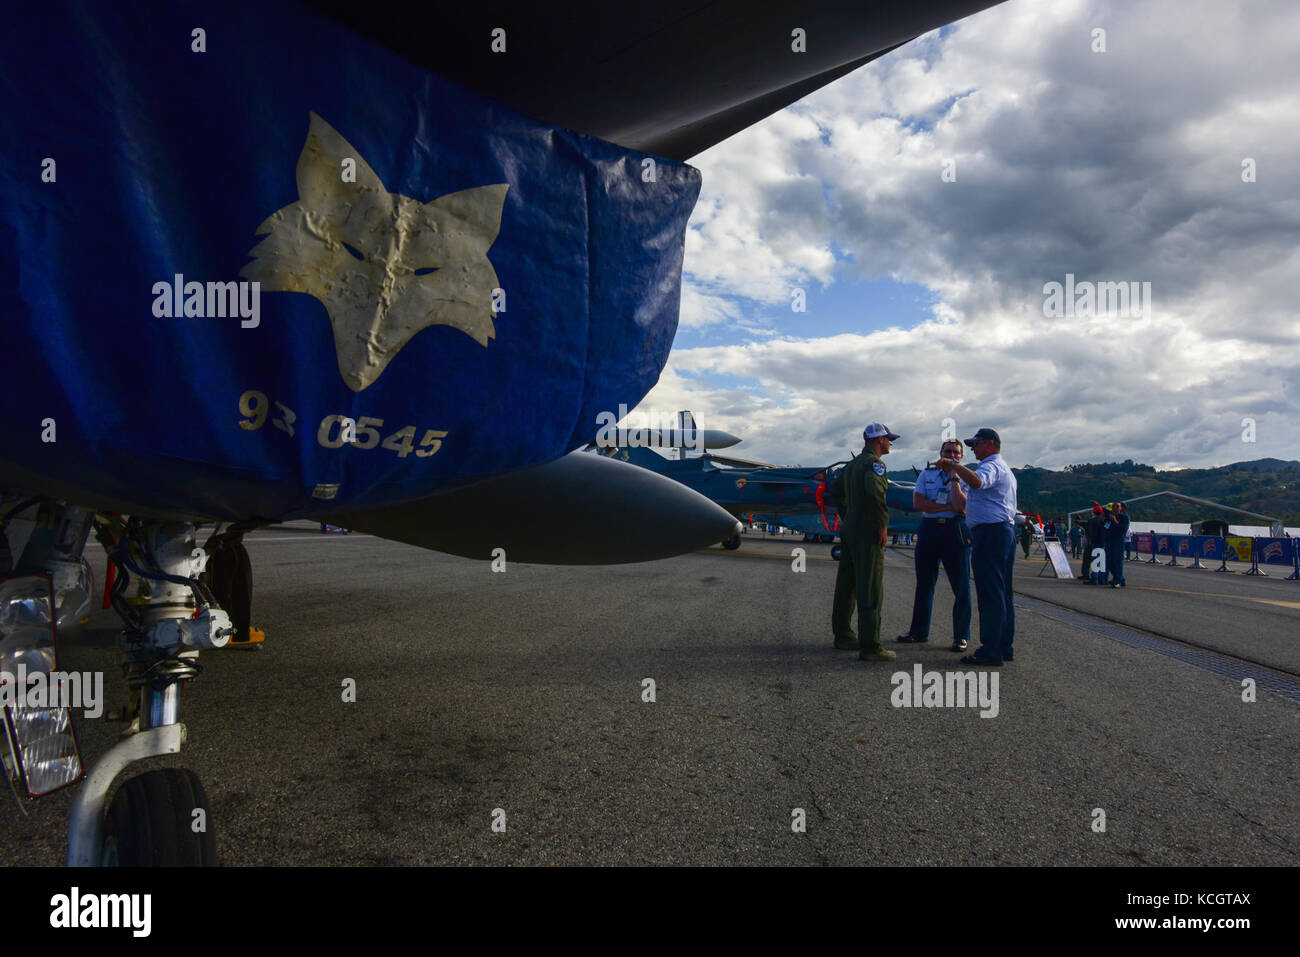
[1042,541,1075,579]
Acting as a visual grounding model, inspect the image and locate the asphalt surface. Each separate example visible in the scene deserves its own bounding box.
[4,528,1297,866]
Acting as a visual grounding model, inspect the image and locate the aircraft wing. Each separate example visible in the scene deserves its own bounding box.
[704,453,781,469]
[304,0,1005,160]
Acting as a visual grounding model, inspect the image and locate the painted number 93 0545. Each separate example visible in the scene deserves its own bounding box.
[237,390,447,459]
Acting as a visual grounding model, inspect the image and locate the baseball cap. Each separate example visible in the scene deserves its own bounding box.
[863,423,901,441]
[1092,505,1104,514]
[963,427,1001,448]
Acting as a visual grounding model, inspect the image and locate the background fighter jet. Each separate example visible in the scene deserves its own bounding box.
[0,0,1003,866]
[606,413,925,550]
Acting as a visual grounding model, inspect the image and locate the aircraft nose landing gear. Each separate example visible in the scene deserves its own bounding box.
[68,519,229,866]
[101,766,217,866]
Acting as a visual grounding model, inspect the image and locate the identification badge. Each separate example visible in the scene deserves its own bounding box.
[935,488,949,505]
[872,462,886,476]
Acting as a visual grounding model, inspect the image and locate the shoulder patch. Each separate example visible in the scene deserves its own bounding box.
[872,462,886,476]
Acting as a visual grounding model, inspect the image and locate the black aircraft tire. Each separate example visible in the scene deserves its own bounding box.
[723,533,742,550]
[831,544,842,562]
[102,768,218,867]
[206,538,252,642]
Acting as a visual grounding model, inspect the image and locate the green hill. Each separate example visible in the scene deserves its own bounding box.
[1012,459,1300,527]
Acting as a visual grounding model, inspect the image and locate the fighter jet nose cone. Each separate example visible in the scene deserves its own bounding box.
[325,451,741,564]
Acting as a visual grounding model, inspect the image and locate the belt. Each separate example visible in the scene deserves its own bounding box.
[923,516,965,524]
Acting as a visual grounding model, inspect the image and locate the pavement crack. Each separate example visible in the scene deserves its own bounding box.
[1223,804,1300,859]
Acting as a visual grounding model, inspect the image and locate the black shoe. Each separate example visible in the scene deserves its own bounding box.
[951,639,969,651]
[960,653,1002,667]
[896,633,928,644]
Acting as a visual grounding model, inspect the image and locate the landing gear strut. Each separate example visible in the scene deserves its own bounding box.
[68,519,230,866]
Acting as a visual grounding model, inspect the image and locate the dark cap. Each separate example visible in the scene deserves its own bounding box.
[962,427,1001,448]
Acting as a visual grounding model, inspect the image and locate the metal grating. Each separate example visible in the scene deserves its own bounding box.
[1014,594,1300,703]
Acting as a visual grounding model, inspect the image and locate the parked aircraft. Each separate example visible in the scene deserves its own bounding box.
[0,0,1004,866]
[605,415,925,551]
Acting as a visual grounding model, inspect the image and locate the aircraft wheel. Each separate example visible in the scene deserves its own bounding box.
[722,533,742,550]
[206,536,252,642]
[101,768,219,866]
[830,544,842,561]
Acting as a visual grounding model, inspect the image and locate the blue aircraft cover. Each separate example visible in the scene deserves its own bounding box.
[0,2,699,521]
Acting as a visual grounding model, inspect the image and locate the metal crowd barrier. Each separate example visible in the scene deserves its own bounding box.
[1130,533,1298,580]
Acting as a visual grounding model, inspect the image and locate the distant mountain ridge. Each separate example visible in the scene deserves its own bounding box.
[1012,458,1300,526]
[1225,458,1300,472]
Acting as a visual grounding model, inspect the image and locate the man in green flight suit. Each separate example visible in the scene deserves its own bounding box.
[831,423,899,662]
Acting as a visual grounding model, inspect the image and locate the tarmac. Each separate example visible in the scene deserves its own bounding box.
[4,527,1297,866]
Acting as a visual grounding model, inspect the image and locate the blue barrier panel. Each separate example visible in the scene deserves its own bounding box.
[1255,538,1294,566]
[1199,536,1231,559]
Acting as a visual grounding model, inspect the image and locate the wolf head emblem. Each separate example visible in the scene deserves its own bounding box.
[241,112,508,391]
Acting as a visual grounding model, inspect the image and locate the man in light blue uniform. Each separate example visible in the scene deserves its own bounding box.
[936,428,1018,666]
[896,439,972,651]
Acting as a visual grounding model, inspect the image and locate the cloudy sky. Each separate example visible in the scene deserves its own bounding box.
[631,0,1300,472]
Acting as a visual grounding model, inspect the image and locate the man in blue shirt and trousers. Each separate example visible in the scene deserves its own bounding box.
[935,428,1019,666]
[896,438,972,651]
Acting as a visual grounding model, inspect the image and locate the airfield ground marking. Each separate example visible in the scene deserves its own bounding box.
[244,534,376,543]
[698,544,1297,607]
[1022,578,1300,612]
[1012,593,1300,701]
[1120,585,1300,612]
